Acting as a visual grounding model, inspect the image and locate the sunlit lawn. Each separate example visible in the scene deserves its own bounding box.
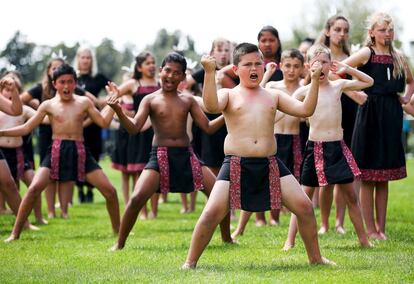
[0,157,413,283]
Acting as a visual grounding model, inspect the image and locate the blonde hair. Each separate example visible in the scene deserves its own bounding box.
[365,12,405,78]
[73,46,98,77]
[306,43,331,63]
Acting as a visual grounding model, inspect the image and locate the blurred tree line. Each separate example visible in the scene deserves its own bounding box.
[0,29,201,88]
[1,0,411,89]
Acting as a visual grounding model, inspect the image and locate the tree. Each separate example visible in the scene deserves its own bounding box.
[0,31,37,83]
[95,38,122,81]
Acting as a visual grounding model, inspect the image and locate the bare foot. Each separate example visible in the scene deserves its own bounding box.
[282,241,294,251]
[378,232,388,240]
[0,208,13,215]
[36,218,49,225]
[319,256,337,265]
[139,214,147,221]
[4,234,19,243]
[48,212,56,219]
[180,208,187,214]
[109,243,124,252]
[23,222,40,231]
[255,220,266,227]
[148,212,157,219]
[335,226,346,235]
[231,230,243,240]
[181,262,196,270]
[318,226,328,235]
[360,240,374,248]
[27,224,40,231]
[269,219,280,226]
[61,213,69,219]
[368,232,382,240]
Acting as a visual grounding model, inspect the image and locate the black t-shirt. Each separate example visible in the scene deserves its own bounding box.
[28,83,86,102]
[77,73,109,97]
[191,69,205,85]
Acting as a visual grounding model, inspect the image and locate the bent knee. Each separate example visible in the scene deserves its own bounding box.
[294,199,314,217]
[102,186,118,201]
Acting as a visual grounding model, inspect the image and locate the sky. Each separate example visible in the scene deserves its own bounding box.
[1,0,413,56]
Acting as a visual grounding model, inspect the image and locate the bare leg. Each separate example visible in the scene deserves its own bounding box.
[338,183,371,247]
[255,212,266,226]
[232,210,253,239]
[111,169,159,250]
[0,161,23,216]
[45,182,57,218]
[0,191,10,213]
[334,184,346,234]
[183,180,231,268]
[375,181,388,240]
[149,193,159,218]
[360,181,381,239]
[269,209,280,225]
[189,191,197,212]
[121,172,130,204]
[200,166,232,243]
[86,169,120,234]
[319,185,334,234]
[180,193,189,213]
[5,167,51,242]
[281,175,329,264]
[312,187,320,208]
[22,170,47,225]
[283,186,315,251]
[58,182,75,219]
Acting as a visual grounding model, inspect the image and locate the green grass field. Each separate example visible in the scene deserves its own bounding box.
[0,158,413,283]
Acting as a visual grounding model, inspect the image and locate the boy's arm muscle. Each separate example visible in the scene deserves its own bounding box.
[201,55,229,113]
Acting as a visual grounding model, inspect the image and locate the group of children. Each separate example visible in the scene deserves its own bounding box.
[0,11,413,269]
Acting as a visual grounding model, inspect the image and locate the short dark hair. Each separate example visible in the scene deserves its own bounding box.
[52,63,77,81]
[133,51,155,80]
[161,52,187,74]
[281,48,304,65]
[233,43,261,66]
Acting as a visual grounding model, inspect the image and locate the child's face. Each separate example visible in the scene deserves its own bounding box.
[159,62,185,92]
[1,85,15,99]
[138,56,156,79]
[258,31,279,59]
[48,60,64,78]
[309,53,331,81]
[281,58,303,82]
[233,52,264,87]
[78,50,92,72]
[53,74,76,101]
[327,19,349,47]
[212,43,231,69]
[369,22,394,46]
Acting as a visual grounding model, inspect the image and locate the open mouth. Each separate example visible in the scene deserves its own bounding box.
[319,72,325,80]
[250,73,258,80]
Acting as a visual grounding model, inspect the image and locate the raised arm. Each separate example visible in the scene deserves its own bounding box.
[332,60,374,92]
[0,101,48,137]
[201,55,229,113]
[278,61,322,117]
[260,62,277,87]
[107,89,150,135]
[0,77,22,115]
